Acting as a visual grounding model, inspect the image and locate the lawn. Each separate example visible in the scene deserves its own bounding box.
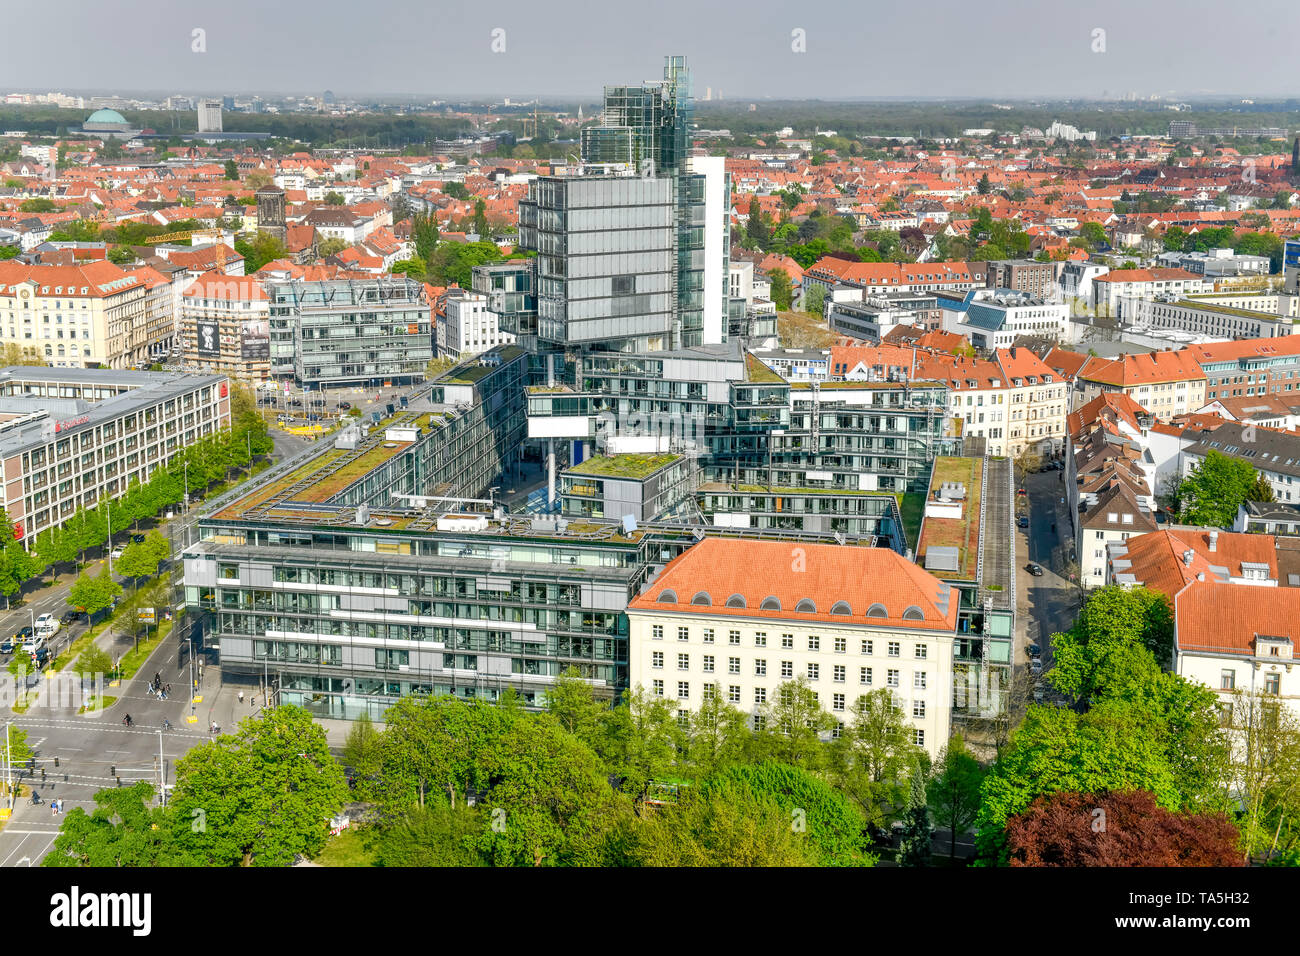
[77,695,118,715]
[569,453,680,480]
[315,827,376,866]
[898,491,926,553]
[300,440,413,501]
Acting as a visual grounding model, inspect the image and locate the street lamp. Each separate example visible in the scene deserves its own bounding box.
[182,461,189,512]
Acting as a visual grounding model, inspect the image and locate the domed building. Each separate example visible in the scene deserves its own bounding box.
[81,107,140,139]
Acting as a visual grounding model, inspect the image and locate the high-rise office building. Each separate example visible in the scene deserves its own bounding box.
[198,98,223,133]
[510,56,729,352]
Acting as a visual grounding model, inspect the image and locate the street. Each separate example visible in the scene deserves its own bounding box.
[1016,468,1082,676]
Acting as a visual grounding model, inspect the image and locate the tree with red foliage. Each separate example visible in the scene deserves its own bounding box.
[1006,790,1243,867]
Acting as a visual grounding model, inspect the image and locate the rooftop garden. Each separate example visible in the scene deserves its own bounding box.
[297,439,414,501]
[215,450,347,519]
[917,455,983,581]
[567,453,681,480]
[745,352,786,385]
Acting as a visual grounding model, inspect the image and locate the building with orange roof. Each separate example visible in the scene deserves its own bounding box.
[0,259,165,368]
[627,536,957,755]
[1108,527,1277,597]
[1091,267,1210,317]
[1076,349,1208,420]
[1173,579,1300,719]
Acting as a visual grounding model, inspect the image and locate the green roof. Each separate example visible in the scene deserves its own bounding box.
[567,453,681,480]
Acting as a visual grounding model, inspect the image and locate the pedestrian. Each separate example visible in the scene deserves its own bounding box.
[154,671,161,687]
[166,683,171,696]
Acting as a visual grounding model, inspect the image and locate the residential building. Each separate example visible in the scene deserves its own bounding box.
[1075,350,1207,419]
[977,259,1062,299]
[436,288,514,360]
[181,271,271,382]
[1180,421,1300,505]
[939,289,1069,350]
[1091,268,1210,319]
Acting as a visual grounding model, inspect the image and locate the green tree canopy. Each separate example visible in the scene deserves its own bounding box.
[1178,449,1258,527]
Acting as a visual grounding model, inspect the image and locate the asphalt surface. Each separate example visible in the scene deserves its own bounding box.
[1016,467,1083,681]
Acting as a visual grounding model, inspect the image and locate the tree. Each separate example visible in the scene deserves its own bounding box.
[443,182,470,200]
[67,568,122,624]
[1249,474,1275,503]
[426,240,503,288]
[827,689,922,828]
[976,173,992,195]
[234,232,288,273]
[975,701,1184,864]
[390,256,426,279]
[19,198,57,213]
[1178,450,1258,527]
[1005,790,1242,866]
[753,677,834,770]
[106,245,136,266]
[44,782,194,867]
[597,686,681,805]
[411,210,439,264]
[169,706,347,866]
[316,236,348,258]
[323,191,345,205]
[745,197,770,249]
[367,800,485,867]
[927,733,985,861]
[72,644,113,684]
[545,667,606,746]
[340,712,383,799]
[1229,690,1300,864]
[767,267,793,311]
[803,283,825,318]
[685,690,750,778]
[115,537,161,586]
[472,198,489,238]
[895,763,932,866]
[223,160,239,180]
[1048,585,1175,687]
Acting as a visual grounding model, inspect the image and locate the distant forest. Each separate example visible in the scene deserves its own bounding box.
[2,99,1297,151]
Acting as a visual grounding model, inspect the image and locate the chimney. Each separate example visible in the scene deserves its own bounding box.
[1208,530,1218,552]
[1183,549,1194,567]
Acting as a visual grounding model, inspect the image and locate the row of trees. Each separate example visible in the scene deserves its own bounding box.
[975,585,1295,866]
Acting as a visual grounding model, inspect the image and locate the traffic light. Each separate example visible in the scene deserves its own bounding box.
[109,765,115,777]
[53,756,59,768]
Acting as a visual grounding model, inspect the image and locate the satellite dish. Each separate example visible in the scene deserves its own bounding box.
[621,515,638,535]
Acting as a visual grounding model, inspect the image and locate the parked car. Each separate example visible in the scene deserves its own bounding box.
[1030,659,1043,675]
[131,533,146,544]
[59,610,79,626]
[30,646,49,667]
[1017,515,1029,529]
[1016,487,1027,497]
[1027,563,1044,577]
[1027,643,1042,657]
[338,401,352,411]
[22,632,44,654]
[110,547,124,560]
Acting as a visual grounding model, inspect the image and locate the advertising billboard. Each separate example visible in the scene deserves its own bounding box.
[196,322,220,357]
[241,316,270,361]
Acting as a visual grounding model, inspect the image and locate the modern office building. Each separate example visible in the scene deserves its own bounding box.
[0,367,230,539]
[267,276,431,388]
[436,288,515,360]
[197,99,223,134]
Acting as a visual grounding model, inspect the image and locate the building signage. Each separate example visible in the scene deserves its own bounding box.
[53,415,90,433]
[196,322,220,357]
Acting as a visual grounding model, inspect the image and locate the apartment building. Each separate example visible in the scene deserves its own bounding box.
[181,271,271,382]
[1183,337,1300,402]
[1091,267,1210,319]
[977,259,1062,299]
[627,537,957,758]
[1180,421,1300,504]
[0,260,166,369]
[0,367,230,539]
[1075,350,1207,419]
[939,289,1069,350]
[1132,298,1295,341]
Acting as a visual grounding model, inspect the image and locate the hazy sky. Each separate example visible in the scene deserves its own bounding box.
[3,0,1298,100]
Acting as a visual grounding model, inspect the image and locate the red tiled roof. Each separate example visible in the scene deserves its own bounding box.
[1115,529,1277,599]
[1176,580,1300,654]
[628,538,958,632]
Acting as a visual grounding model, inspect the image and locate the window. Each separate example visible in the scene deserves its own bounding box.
[651,651,663,669]
[914,671,927,690]
[834,636,846,653]
[781,633,794,649]
[781,660,794,678]
[833,693,846,712]
[728,685,740,703]
[807,663,819,681]
[754,631,767,647]
[677,653,689,671]
[1265,673,1281,695]
[652,680,664,697]
[808,635,820,651]
[677,681,689,700]
[703,655,715,673]
[887,669,900,688]
[753,714,766,731]
[754,659,767,677]
[913,700,926,719]
[729,630,741,645]
[861,639,873,655]
[860,666,873,685]
[728,657,740,675]
[833,665,845,683]
[702,683,716,702]
[702,628,714,644]
[913,729,925,747]
[677,626,689,642]
[915,644,927,659]
[651,625,663,641]
[888,641,900,657]
[754,687,767,705]
[1220,669,1235,691]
